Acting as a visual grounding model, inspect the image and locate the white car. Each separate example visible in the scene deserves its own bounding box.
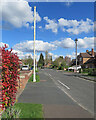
[21,65,29,71]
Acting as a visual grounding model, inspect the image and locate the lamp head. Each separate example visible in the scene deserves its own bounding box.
[75,38,78,42]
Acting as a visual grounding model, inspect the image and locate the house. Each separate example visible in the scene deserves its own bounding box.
[78,48,96,68]
[64,56,71,66]
[78,52,91,65]
[83,55,96,68]
[71,59,79,66]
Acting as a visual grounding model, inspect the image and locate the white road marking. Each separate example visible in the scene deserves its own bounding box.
[44,71,93,115]
[58,80,70,90]
[57,86,90,114]
[49,74,52,76]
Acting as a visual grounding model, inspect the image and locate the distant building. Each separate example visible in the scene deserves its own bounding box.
[64,56,71,66]
[45,51,48,65]
[45,51,52,67]
[77,48,96,68]
[83,56,96,68]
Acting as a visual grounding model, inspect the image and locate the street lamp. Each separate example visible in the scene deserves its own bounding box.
[33,6,36,82]
[36,51,37,71]
[75,38,78,73]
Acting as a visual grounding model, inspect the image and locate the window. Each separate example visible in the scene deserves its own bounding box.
[86,65,88,68]
[80,57,82,61]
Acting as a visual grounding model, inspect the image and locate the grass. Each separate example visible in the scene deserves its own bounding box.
[2,103,44,119]
[28,73,40,82]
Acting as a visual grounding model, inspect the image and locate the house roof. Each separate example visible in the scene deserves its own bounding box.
[87,51,96,56]
[80,53,92,58]
[84,58,96,64]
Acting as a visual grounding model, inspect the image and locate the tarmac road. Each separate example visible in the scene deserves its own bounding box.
[18,69,95,119]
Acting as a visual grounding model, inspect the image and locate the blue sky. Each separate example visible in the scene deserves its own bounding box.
[1,1,94,60]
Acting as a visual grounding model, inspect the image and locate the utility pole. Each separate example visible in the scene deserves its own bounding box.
[33,6,36,82]
[75,38,78,73]
[36,51,37,71]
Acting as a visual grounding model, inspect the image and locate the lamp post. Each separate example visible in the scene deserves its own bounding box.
[33,6,36,82]
[75,38,78,73]
[36,51,37,71]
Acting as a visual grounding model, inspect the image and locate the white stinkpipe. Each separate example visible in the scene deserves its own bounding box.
[33,6,36,82]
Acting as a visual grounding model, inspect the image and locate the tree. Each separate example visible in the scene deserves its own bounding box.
[22,55,33,67]
[38,53,44,67]
[52,56,68,70]
[61,60,68,69]
[61,61,66,67]
[52,60,59,68]
[53,56,63,67]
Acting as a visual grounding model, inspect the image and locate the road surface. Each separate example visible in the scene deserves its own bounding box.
[18,69,94,119]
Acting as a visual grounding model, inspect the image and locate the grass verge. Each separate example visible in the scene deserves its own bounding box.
[2,103,44,119]
[28,74,40,82]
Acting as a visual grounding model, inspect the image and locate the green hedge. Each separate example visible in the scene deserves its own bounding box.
[82,68,89,73]
[82,68,96,76]
[88,68,96,76]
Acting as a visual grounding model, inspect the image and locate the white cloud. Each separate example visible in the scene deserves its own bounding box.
[24,53,33,58]
[0,42,9,47]
[78,37,94,48]
[53,38,75,48]
[66,52,79,59]
[13,40,57,52]
[53,37,94,49]
[0,0,41,28]
[11,49,35,59]
[48,52,53,56]
[48,52,65,61]
[11,49,24,58]
[44,17,58,33]
[48,52,59,60]
[31,26,34,29]
[44,17,93,35]
[53,55,59,60]
[66,54,72,58]
[65,2,73,7]
[59,18,93,35]
[39,26,42,29]
[58,18,79,27]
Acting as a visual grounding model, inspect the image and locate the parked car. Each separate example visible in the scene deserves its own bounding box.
[68,65,81,72]
[21,65,30,71]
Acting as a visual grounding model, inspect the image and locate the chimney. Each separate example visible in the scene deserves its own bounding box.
[92,48,94,57]
[86,50,89,53]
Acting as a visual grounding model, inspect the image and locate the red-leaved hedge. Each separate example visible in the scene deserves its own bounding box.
[0,44,20,110]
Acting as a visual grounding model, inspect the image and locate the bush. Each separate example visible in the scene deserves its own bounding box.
[0,45,20,110]
[82,68,96,76]
[2,106,21,118]
[88,68,96,76]
[57,66,64,70]
[82,68,89,73]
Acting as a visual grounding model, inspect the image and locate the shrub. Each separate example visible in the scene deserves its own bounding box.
[57,66,64,70]
[0,45,20,110]
[82,68,89,73]
[88,68,96,76]
[2,105,21,118]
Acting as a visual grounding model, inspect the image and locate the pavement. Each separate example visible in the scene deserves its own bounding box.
[62,71,95,81]
[16,70,33,99]
[18,69,95,119]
